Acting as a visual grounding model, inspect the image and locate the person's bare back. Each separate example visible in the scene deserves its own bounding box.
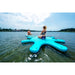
[27,30,32,35]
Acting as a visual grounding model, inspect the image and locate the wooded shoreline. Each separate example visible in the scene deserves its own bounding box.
[0,28,75,32]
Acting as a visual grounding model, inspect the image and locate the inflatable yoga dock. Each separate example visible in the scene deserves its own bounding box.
[21,35,68,53]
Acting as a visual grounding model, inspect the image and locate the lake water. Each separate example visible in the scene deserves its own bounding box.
[0,32,75,62]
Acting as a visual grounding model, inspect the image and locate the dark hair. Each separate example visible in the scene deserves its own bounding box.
[43,26,47,29]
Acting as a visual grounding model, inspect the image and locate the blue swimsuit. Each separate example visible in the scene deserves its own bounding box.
[41,31,46,39]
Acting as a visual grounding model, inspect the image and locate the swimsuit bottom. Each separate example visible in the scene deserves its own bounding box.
[41,36,46,39]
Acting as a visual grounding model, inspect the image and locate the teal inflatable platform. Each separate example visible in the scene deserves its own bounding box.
[21,35,68,53]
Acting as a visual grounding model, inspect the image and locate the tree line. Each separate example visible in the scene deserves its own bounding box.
[0,27,75,32]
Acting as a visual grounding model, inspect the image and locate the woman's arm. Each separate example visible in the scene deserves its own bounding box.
[40,31,43,35]
[29,31,32,35]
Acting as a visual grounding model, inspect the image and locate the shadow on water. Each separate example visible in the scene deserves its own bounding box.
[62,52,75,62]
[35,44,75,62]
[21,42,75,62]
[0,41,75,62]
[48,45,75,62]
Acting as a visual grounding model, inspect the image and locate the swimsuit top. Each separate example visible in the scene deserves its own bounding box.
[41,31,46,35]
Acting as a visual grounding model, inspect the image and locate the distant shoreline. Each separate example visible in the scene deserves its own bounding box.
[0,31,75,32]
[0,28,75,32]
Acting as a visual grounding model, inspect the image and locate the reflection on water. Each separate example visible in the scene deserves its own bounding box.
[0,32,75,62]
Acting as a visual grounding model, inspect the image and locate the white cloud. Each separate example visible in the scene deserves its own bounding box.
[14,23,44,30]
[13,12,51,30]
[20,12,50,24]
[17,12,51,30]
[0,12,51,30]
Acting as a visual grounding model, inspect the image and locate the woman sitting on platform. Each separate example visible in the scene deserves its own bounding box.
[27,29,32,35]
[38,26,47,39]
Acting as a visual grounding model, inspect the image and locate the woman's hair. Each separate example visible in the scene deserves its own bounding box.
[43,26,47,29]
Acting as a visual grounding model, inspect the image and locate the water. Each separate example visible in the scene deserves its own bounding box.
[0,32,75,62]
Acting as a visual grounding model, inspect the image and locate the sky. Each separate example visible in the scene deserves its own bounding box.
[0,12,75,31]
[0,0,75,31]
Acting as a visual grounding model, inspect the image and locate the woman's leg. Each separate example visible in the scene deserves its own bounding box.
[38,36,42,38]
